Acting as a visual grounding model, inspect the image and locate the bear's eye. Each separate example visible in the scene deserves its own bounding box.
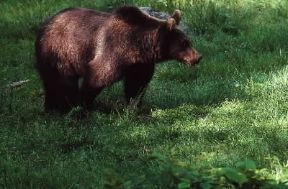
[182,40,190,47]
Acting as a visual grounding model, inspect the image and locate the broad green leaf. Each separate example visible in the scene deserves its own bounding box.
[236,160,257,171]
[219,168,248,185]
[178,182,190,189]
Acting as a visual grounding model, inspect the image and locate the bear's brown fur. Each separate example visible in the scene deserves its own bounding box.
[35,6,202,112]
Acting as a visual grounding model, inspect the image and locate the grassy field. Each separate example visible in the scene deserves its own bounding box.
[1,0,288,188]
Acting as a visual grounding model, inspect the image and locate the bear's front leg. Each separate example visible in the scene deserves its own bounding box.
[80,81,103,110]
[80,59,121,110]
[124,63,155,108]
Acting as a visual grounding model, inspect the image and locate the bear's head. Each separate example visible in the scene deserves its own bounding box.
[160,10,202,66]
[115,6,202,65]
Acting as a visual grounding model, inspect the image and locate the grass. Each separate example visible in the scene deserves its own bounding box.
[1,0,288,188]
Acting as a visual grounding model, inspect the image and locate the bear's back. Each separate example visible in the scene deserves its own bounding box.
[36,6,165,76]
[36,8,113,76]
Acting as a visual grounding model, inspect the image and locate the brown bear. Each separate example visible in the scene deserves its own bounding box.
[35,6,202,112]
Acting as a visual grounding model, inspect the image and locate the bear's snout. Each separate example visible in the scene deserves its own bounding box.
[178,48,202,66]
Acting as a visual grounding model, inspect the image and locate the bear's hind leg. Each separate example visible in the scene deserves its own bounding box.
[59,76,79,111]
[42,71,79,112]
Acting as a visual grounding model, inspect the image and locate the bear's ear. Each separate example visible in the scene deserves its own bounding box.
[166,18,176,31]
[171,10,181,25]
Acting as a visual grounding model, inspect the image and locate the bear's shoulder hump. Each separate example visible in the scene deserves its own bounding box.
[114,6,161,26]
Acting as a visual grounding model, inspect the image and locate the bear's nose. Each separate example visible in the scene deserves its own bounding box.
[194,54,202,64]
[197,55,202,63]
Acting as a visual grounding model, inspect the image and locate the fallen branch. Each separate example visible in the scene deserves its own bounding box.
[7,80,30,88]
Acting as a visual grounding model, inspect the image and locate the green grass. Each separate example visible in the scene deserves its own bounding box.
[1,0,288,188]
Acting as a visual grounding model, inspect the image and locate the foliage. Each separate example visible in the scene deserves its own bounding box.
[104,154,288,189]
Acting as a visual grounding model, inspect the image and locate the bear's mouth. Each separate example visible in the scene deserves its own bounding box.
[179,56,202,66]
